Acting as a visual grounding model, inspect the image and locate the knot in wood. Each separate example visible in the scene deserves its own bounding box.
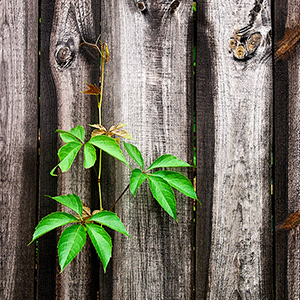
[55,44,74,68]
[170,0,180,11]
[136,1,147,11]
[229,31,262,61]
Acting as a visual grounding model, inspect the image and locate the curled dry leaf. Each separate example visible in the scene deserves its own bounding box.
[81,83,101,96]
[92,210,101,215]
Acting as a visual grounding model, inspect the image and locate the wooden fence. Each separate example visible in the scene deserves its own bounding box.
[1,0,299,299]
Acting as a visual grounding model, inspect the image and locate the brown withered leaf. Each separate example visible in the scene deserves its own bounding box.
[81,83,101,95]
[92,129,107,137]
[92,210,101,215]
[108,123,132,139]
[110,129,132,139]
[88,124,105,130]
[89,124,107,137]
[278,212,300,230]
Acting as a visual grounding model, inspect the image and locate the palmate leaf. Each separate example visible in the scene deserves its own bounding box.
[83,143,97,168]
[46,194,83,217]
[130,169,147,196]
[123,142,144,169]
[57,125,85,143]
[151,170,200,204]
[147,154,193,171]
[28,212,79,245]
[86,223,112,272]
[88,211,130,237]
[58,224,87,272]
[88,135,129,166]
[147,175,177,221]
[50,141,82,176]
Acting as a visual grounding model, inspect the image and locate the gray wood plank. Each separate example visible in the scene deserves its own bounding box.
[274,2,300,299]
[195,0,273,298]
[100,1,194,299]
[47,0,100,299]
[0,0,38,299]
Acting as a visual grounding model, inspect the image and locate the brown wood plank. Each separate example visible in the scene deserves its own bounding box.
[100,1,194,299]
[42,0,100,299]
[0,0,38,299]
[274,1,300,299]
[195,0,273,298]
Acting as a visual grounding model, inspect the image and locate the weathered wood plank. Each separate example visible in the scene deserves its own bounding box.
[46,0,100,299]
[273,1,289,299]
[274,2,300,299]
[100,1,194,299]
[196,0,273,298]
[0,0,38,299]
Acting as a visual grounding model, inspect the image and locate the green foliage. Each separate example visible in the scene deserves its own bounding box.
[147,154,192,171]
[88,211,130,237]
[83,143,97,168]
[50,142,82,175]
[30,39,199,274]
[130,169,147,196]
[151,170,200,204]
[85,223,112,272]
[30,194,128,272]
[58,224,86,272]
[29,212,79,245]
[124,142,198,221]
[88,135,128,166]
[47,194,83,217]
[147,175,177,221]
[123,141,144,169]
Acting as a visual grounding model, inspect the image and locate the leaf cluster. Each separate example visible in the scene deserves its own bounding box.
[123,142,200,221]
[50,125,128,175]
[29,194,129,272]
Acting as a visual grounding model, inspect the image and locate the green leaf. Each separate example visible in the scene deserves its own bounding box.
[50,142,82,176]
[147,154,193,171]
[151,170,200,204]
[86,223,112,272]
[130,169,147,196]
[58,224,86,272]
[88,211,130,237]
[46,194,83,217]
[147,175,177,221]
[56,125,85,143]
[123,142,144,169]
[88,135,128,166]
[28,212,79,245]
[83,143,96,169]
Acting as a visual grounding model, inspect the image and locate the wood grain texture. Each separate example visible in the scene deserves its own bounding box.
[273,1,289,299]
[196,0,273,299]
[47,0,100,299]
[100,1,194,299]
[282,2,300,299]
[0,0,38,299]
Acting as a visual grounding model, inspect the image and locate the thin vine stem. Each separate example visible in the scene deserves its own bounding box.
[109,184,130,212]
[97,44,107,211]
